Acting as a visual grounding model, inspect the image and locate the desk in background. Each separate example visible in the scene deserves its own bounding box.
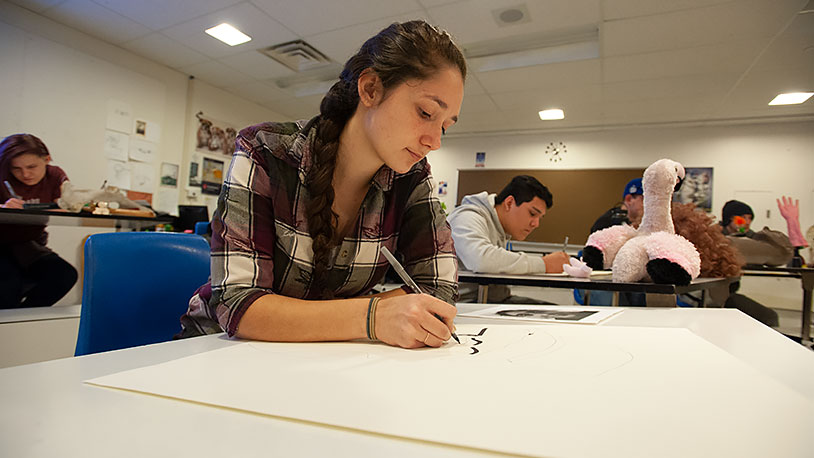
[458,270,735,307]
[0,207,174,231]
[743,265,814,343]
[1,308,811,457]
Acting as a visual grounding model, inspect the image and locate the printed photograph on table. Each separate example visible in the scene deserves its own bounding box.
[195,111,238,157]
[201,157,224,195]
[673,167,713,212]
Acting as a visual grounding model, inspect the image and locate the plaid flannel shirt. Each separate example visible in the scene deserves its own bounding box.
[180,118,458,337]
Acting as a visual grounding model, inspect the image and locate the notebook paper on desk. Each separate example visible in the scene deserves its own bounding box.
[86,324,813,458]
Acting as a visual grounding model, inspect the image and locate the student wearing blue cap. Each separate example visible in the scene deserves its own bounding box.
[588,177,644,234]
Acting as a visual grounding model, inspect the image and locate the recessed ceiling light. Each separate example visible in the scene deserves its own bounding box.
[768,92,813,105]
[539,109,565,120]
[205,23,251,46]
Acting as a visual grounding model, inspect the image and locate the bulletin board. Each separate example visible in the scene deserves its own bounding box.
[457,168,646,245]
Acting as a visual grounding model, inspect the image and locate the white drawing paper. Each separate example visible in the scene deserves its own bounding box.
[130,162,155,193]
[154,188,179,216]
[129,138,157,163]
[103,130,129,161]
[106,99,132,133]
[85,324,813,458]
[458,305,623,324]
[106,160,131,189]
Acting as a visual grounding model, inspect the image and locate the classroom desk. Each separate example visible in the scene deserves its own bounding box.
[0,207,173,230]
[1,308,811,458]
[458,270,735,307]
[742,265,814,343]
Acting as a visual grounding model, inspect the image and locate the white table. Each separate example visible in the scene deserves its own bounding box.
[1,308,812,457]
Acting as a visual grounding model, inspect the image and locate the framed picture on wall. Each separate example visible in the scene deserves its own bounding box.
[201,157,224,195]
[673,167,713,212]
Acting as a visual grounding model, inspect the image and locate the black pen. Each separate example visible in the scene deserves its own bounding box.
[380,246,460,344]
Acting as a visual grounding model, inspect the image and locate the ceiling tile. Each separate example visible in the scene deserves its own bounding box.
[603,0,801,57]
[252,0,424,37]
[490,85,602,112]
[120,32,209,69]
[91,0,242,30]
[40,0,152,44]
[179,60,255,88]
[428,0,600,45]
[459,93,499,115]
[7,0,65,13]
[304,12,432,64]
[602,73,738,103]
[603,0,734,21]
[218,50,296,80]
[475,59,601,93]
[603,41,762,83]
[162,2,298,59]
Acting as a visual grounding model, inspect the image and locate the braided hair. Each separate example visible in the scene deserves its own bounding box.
[305,20,466,298]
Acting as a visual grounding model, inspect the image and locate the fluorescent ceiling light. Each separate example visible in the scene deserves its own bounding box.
[539,109,564,120]
[768,92,813,105]
[205,23,251,46]
[469,41,598,73]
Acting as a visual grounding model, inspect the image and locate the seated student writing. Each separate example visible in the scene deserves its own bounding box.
[0,134,78,308]
[446,175,569,303]
[179,21,464,349]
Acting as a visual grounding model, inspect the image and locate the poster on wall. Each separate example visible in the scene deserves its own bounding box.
[475,151,485,167]
[107,160,131,189]
[673,167,713,212]
[106,99,132,133]
[133,118,161,144]
[130,162,155,193]
[189,153,201,187]
[195,111,237,157]
[201,157,224,195]
[129,138,157,163]
[161,162,179,187]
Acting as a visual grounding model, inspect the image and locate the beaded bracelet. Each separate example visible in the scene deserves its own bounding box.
[366,296,380,341]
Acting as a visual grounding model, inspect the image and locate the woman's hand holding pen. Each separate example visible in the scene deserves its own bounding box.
[543,251,570,273]
[374,294,457,349]
[2,197,25,209]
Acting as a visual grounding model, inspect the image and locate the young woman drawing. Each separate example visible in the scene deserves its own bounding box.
[0,133,78,308]
[180,20,466,348]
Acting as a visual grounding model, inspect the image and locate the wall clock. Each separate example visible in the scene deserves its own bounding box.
[545,141,567,162]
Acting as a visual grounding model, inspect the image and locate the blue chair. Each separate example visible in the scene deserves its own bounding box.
[75,232,210,356]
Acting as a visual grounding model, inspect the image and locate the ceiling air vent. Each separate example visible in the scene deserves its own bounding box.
[259,40,332,72]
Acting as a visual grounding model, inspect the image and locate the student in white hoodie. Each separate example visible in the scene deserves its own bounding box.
[447,175,569,302]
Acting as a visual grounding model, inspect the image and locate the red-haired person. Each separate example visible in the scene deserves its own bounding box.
[0,134,77,308]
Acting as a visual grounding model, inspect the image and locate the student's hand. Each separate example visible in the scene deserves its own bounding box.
[543,251,570,273]
[777,196,800,222]
[777,196,808,247]
[1,198,24,209]
[374,293,456,349]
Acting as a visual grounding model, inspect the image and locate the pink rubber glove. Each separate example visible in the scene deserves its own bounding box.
[777,196,808,247]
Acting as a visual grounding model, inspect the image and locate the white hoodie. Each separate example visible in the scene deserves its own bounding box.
[447,191,547,274]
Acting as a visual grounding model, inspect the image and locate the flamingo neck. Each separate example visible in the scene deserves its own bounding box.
[639,190,674,235]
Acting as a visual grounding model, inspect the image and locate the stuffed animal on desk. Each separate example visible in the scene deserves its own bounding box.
[583,158,701,285]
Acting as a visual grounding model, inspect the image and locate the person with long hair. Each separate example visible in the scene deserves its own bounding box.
[0,133,78,308]
[179,20,465,348]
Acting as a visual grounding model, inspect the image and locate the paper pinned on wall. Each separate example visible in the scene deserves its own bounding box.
[103,130,129,161]
[107,160,131,189]
[133,118,161,143]
[130,162,155,193]
[154,188,179,216]
[106,99,132,134]
[85,324,814,458]
[129,138,157,163]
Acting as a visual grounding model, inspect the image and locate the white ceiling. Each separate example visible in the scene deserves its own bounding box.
[10,0,814,134]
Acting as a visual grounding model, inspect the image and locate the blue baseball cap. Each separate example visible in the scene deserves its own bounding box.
[623,178,643,198]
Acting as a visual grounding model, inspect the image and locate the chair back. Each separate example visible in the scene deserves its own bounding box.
[75,232,210,356]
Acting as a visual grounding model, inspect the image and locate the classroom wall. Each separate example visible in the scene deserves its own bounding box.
[428,121,814,240]
[0,1,285,306]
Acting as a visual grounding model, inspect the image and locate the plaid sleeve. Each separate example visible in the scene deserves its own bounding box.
[396,173,459,304]
[209,136,277,337]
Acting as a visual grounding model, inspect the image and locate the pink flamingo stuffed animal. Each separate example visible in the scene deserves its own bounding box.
[583,159,701,285]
